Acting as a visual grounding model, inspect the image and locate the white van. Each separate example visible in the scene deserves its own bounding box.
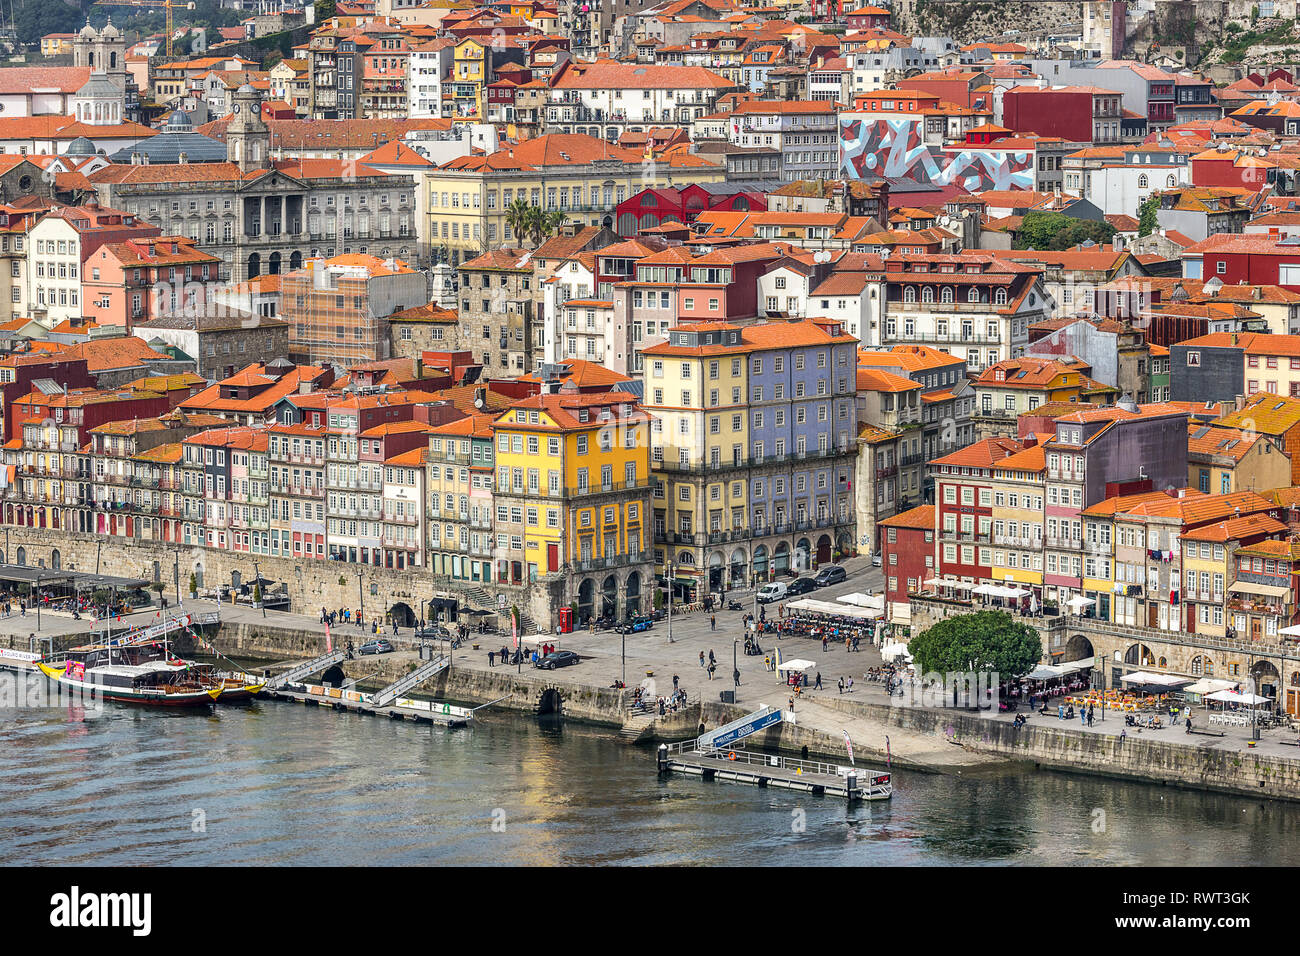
[757,581,788,604]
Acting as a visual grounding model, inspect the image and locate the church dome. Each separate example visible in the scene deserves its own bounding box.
[64,136,98,159]
[79,20,98,38]
[100,18,121,38]
[165,110,194,131]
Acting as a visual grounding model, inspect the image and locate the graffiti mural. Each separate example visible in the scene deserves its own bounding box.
[840,116,1035,192]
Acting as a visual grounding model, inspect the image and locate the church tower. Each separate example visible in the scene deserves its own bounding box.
[226,85,271,173]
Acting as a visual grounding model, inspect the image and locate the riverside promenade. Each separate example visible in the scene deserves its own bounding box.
[5,558,1300,796]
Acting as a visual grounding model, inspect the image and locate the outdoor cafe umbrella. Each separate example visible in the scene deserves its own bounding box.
[1204,690,1273,706]
[1066,596,1095,611]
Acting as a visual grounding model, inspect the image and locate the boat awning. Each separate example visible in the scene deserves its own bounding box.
[1228,581,1291,599]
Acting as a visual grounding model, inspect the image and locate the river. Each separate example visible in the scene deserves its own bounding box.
[2,701,1299,866]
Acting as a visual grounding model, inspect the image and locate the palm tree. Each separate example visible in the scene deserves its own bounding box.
[543,209,568,241]
[523,205,548,247]
[504,198,531,246]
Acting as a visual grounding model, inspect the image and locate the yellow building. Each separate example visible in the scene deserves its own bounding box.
[424,133,724,266]
[1187,423,1292,496]
[988,441,1046,594]
[492,390,652,624]
[450,37,487,120]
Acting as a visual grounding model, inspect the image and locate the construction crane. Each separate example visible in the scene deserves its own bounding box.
[93,0,196,59]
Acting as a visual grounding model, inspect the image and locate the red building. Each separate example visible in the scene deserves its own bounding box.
[931,438,1024,585]
[896,69,989,111]
[879,504,935,606]
[0,354,95,437]
[8,387,173,443]
[843,4,892,29]
[1189,146,1277,191]
[1182,233,1300,292]
[1001,85,1124,145]
[614,184,768,238]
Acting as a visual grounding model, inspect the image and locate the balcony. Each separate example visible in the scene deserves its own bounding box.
[1045,536,1082,550]
[941,530,991,543]
[573,551,653,572]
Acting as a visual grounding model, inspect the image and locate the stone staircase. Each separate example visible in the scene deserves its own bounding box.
[619,710,658,741]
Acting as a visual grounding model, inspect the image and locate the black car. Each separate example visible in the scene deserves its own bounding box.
[787,577,817,596]
[358,639,395,655]
[415,624,451,640]
[536,650,580,669]
[815,565,847,587]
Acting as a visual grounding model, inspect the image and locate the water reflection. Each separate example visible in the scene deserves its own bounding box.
[2,704,1300,866]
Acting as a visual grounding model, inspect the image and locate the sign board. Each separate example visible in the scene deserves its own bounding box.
[701,706,782,750]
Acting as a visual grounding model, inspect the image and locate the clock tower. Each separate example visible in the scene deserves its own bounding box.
[226,84,271,173]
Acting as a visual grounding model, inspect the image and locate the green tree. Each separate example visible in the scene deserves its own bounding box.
[18,1,84,47]
[1137,194,1159,238]
[909,610,1042,680]
[1014,210,1116,251]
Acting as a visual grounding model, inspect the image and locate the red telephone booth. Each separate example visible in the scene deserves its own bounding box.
[558,607,573,634]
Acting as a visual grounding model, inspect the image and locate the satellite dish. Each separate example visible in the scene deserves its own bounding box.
[939,214,951,226]
[814,250,832,263]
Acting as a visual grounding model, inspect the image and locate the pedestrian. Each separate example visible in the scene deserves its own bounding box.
[733,668,741,687]
[1088,704,1095,727]
[788,695,795,712]
[763,654,771,672]
[707,663,715,681]
[710,614,715,631]
[1120,728,1127,744]
[699,651,705,668]
[1080,708,1087,727]
[708,649,715,666]
[1058,702,1064,720]
[814,672,822,690]
[838,676,844,695]
[822,635,828,653]
[847,676,853,693]
[1185,715,1193,734]
[488,650,495,667]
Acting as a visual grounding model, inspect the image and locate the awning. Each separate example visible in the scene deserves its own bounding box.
[1184,678,1237,696]
[1066,596,1095,610]
[1228,581,1291,599]
[786,598,882,620]
[775,658,818,672]
[881,643,912,662]
[1279,624,1300,637]
[1121,672,1193,688]
[1205,690,1273,705]
[1025,665,1058,680]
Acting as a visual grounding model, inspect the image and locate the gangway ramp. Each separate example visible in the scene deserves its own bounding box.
[266,649,347,690]
[367,653,451,709]
[697,705,782,750]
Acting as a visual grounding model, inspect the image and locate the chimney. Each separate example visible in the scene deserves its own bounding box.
[177,151,188,165]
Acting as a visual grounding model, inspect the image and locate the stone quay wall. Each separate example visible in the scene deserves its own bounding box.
[0,526,564,632]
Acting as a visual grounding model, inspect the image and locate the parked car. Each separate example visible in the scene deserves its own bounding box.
[536,650,580,669]
[815,565,847,587]
[871,553,882,567]
[415,624,450,640]
[757,581,788,604]
[617,618,653,634]
[787,577,818,596]
[358,639,394,656]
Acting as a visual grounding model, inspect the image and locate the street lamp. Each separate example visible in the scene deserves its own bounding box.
[34,572,41,632]
[666,561,674,644]
[357,571,364,633]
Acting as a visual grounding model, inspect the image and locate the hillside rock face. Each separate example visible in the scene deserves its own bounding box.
[893,0,1084,44]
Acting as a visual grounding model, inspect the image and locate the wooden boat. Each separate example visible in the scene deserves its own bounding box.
[36,659,217,707]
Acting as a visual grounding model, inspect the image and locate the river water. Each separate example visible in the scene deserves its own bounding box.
[2,701,1299,866]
